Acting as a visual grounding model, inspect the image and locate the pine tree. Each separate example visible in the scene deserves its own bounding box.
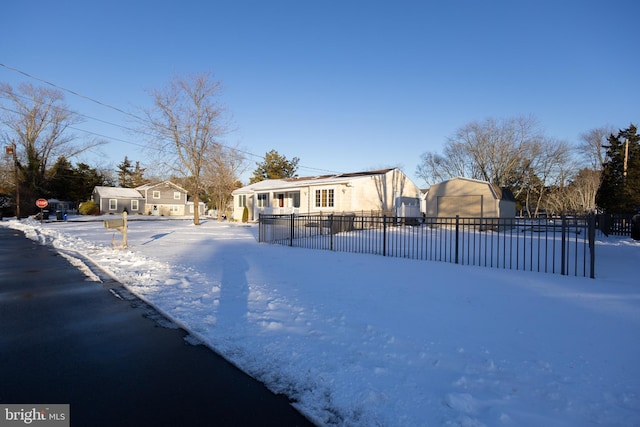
[117,156,133,187]
[596,125,640,213]
[249,150,299,184]
[130,161,148,187]
[117,157,147,188]
[74,163,109,201]
[46,157,75,200]
[45,157,108,202]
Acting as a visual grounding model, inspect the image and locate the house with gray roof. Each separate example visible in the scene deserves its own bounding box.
[92,180,205,216]
[231,168,421,221]
[92,186,145,214]
[136,181,204,216]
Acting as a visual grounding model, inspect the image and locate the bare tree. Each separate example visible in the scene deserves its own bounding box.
[0,148,14,195]
[451,116,542,187]
[143,72,231,225]
[565,168,601,213]
[416,148,473,186]
[578,126,614,170]
[0,82,101,216]
[202,143,246,221]
[416,116,589,215]
[417,116,542,188]
[521,138,573,216]
[568,126,615,213]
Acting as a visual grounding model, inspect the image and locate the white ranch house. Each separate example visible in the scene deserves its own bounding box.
[232,168,422,222]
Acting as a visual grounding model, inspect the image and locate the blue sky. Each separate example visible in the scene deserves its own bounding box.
[2,0,638,185]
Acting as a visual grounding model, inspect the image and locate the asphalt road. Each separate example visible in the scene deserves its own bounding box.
[0,226,314,427]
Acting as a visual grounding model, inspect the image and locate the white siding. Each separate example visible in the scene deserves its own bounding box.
[232,169,422,220]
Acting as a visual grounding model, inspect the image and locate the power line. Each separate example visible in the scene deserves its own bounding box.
[0,63,342,176]
[0,63,147,123]
[0,101,149,150]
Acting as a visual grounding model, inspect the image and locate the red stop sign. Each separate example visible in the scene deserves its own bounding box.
[35,198,49,209]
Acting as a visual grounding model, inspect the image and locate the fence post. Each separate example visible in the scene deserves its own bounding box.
[589,213,596,279]
[329,214,334,251]
[289,213,294,247]
[455,215,460,264]
[121,210,128,248]
[383,215,387,256]
[561,214,567,275]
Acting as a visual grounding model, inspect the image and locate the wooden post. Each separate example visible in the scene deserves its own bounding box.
[9,141,20,218]
[104,211,128,248]
[122,211,128,248]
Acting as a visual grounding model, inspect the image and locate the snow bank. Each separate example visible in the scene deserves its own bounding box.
[3,217,639,426]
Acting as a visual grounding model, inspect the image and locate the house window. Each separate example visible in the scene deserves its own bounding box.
[153,191,160,199]
[257,193,268,208]
[291,192,300,208]
[109,199,117,210]
[173,191,181,200]
[315,189,334,208]
[169,206,180,213]
[238,195,246,207]
[131,200,139,211]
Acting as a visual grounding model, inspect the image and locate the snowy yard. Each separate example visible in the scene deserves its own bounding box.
[2,216,639,426]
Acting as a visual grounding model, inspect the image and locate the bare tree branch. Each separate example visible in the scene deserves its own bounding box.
[141,72,232,225]
[0,82,103,215]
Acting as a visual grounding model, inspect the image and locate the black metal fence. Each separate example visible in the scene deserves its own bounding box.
[595,213,634,236]
[259,213,597,278]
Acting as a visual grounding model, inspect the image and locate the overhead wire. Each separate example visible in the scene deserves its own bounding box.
[0,63,342,176]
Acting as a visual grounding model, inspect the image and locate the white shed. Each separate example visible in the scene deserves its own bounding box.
[424,177,516,218]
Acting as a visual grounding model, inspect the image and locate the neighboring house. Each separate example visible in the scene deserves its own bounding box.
[92,186,145,214]
[136,181,200,216]
[232,168,422,221]
[423,177,516,218]
[92,181,205,216]
[47,199,77,214]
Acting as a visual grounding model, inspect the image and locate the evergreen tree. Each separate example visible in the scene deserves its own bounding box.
[45,157,109,202]
[116,156,133,187]
[249,150,299,184]
[74,163,109,201]
[46,157,75,200]
[596,125,640,213]
[130,161,148,187]
[117,156,148,187]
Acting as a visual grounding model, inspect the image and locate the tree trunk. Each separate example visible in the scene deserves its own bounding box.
[193,193,200,225]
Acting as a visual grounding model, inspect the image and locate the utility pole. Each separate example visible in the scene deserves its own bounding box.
[4,141,20,218]
[623,138,629,179]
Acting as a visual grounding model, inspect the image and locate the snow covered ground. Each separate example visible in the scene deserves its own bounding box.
[2,216,639,426]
